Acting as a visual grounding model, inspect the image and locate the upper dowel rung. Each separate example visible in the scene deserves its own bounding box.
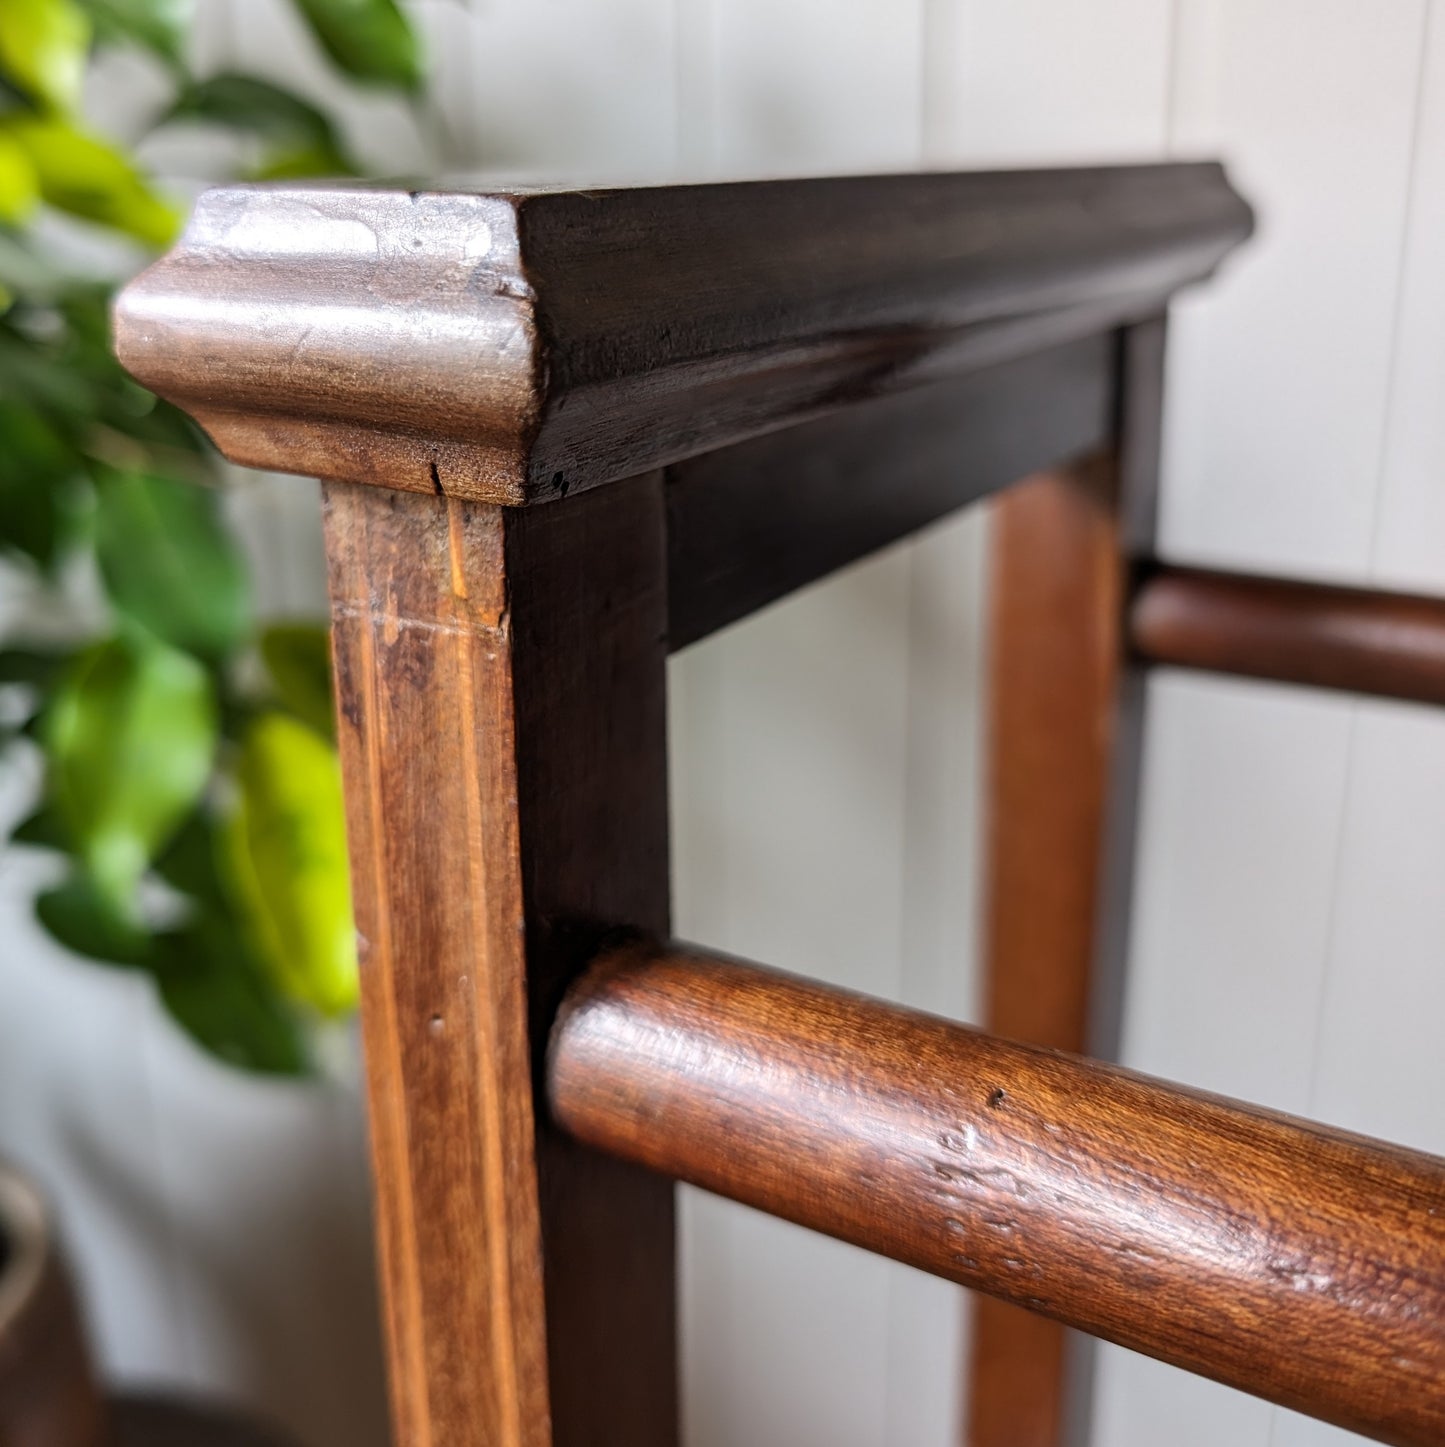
[547,941,1445,1447]
[1131,565,1445,704]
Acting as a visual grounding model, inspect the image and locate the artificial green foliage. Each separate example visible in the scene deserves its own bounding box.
[37,868,153,964]
[163,74,356,179]
[0,0,424,1074]
[258,622,334,739]
[7,114,180,243]
[77,0,191,70]
[93,467,251,658]
[43,634,217,912]
[293,0,423,91]
[0,131,40,224]
[0,0,91,114]
[225,711,358,1018]
[0,400,75,566]
[154,921,310,1074]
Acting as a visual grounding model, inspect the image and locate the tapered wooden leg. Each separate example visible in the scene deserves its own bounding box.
[322,474,677,1447]
[965,454,1126,1447]
[966,320,1165,1447]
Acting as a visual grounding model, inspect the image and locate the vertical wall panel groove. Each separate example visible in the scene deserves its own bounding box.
[667,5,951,1444]
[1373,0,1445,593]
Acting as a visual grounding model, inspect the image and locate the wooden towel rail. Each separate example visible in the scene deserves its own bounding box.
[111,160,1444,1447]
[1132,565,1445,706]
[550,941,1445,1447]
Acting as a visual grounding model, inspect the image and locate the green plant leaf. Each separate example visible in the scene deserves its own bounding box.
[293,0,421,91]
[9,114,179,244]
[0,0,92,114]
[259,621,333,738]
[0,647,69,736]
[9,802,69,848]
[248,143,344,180]
[43,634,217,915]
[77,0,189,68]
[0,230,65,298]
[153,916,310,1075]
[159,72,355,177]
[0,397,80,567]
[38,284,205,451]
[93,467,250,658]
[222,710,356,1017]
[0,646,69,686]
[36,868,153,964]
[152,804,225,908]
[0,126,39,223]
[0,66,32,112]
[0,318,97,417]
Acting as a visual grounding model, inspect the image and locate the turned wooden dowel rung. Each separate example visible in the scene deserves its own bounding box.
[1131,565,1445,704]
[548,941,1445,1447]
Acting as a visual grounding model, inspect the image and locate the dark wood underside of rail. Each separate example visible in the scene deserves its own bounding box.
[665,333,1114,649]
[548,942,1445,1447]
[666,381,1445,709]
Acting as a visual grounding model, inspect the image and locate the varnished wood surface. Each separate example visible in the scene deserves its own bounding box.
[1132,565,1445,705]
[1087,315,1169,1066]
[549,942,1445,1447]
[115,165,1250,505]
[1058,318,1171,1447]
[323,477,677,1447]
[982,460,1126,1079]
[970,456,1128,1447]
[105,161,1265,1447]
[0,1163,107,1447]
[666,335,1113,649]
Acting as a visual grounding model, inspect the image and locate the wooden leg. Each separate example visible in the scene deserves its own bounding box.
[323,474,677,1447]
[966,320,1165,1447]
[965,454,1126,1447]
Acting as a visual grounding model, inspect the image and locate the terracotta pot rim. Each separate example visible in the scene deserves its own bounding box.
[0,1158,50,1343]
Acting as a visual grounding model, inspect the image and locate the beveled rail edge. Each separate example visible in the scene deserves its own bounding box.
[114,164,1250,506]
[548,941,1445,1447]
[1132,565,1445,706]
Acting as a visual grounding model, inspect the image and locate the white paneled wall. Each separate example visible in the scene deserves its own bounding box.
[669,11,966,1447]
[1095,7,1445,1447]
[1376,1,1445,590]
[923,0,1173,163]
[1,4,1443,1447]
[1160,0,1428,580]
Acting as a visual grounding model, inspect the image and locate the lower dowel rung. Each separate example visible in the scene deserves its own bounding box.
[547,942,1445,1447]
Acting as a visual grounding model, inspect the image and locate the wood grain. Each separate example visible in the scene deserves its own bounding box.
[548,941,1445,1447]
[1058,318,1172,1447]
[323,476,677,1447]
[666,334,1113,649]
[114,165,1250,505]
[1132,565,1445,705]
[105,163,1261,1447]
[969,453,1130,1447]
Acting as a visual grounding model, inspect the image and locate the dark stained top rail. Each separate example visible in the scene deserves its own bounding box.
[549,941,1445,1447]
[114,164,1251,506]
